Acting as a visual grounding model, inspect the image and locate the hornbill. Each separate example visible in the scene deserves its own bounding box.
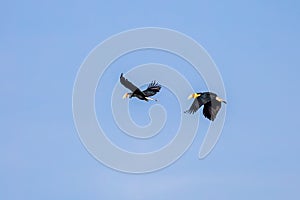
[120,73,161,101]
[185,92,226,121]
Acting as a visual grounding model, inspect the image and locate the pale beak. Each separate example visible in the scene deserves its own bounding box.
[188,93,200,99]
[188,94,194,99]
[123,93,128,99]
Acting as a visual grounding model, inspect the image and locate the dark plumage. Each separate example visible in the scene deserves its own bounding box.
[185,92,226,121]
[120,73,161,101]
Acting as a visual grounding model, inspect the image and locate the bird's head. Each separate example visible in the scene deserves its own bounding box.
[122,93,130,99]
[188,93,201,99]
[216,96,227,104]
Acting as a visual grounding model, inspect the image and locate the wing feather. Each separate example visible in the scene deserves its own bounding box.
[120,73,146,100]
[120,73,139,92]
[185,98,203,114]
[142,81,161,97]
[203,100,221,121]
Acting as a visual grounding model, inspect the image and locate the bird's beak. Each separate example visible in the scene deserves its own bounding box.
[188,93,201,99]
[188,94,194,99]
[216,96,227,104]
[122,93,128,99]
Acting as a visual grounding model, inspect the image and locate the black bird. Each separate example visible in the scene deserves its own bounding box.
[185,92,227,121]
[120,73,161,101]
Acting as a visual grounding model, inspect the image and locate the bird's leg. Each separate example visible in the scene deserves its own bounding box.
[145,97,158,101]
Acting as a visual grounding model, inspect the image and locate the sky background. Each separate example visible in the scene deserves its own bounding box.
[1,0,300,199]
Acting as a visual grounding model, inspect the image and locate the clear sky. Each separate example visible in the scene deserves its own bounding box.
[1,0,300,199]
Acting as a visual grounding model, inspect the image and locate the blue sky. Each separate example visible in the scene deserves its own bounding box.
[1,0,300,199]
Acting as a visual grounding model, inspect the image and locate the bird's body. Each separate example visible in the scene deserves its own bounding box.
[120,73,161,101]
[185,92,226,121]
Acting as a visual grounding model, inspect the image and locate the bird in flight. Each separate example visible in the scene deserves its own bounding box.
[120,73,161,101]
[185,92,227,121]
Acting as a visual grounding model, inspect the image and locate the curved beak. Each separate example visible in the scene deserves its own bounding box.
[188,93,201,99]
[188,94,194,99]
[122,93,129,99]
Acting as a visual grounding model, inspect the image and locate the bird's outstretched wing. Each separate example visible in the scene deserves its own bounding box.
[120,73,146,100]
[120,73,141,93]
[184,98,203,114]
[203,100,221,121]
[142,81,161,97]
[185,93,212,114]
